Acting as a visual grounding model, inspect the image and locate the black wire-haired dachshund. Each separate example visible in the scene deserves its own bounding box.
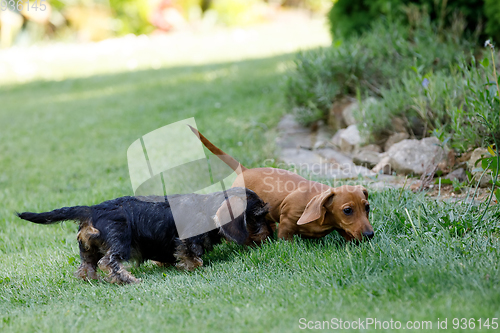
[17,188,271,284]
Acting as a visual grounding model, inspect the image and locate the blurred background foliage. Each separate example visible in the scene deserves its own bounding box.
[0,0,332,46]
[8,0,499,47]
[328,0,500,41]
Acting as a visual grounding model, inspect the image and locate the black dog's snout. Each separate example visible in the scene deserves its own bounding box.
[362,230,374,239]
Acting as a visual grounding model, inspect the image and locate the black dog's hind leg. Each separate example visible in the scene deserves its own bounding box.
[76,243,101,280]
[97,252,140,284]
[96,219,140,284]
[75,222,101,280]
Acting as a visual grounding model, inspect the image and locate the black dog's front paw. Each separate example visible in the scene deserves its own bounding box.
[175,257,203,271]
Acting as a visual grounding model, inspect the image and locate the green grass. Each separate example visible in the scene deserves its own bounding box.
[1,41,500,332]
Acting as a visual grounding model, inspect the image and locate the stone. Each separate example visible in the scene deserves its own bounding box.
[279,148,325,174]
[353,145,383,168]
[391,117,407,133]
[384,132,409,151]
[383,137,447,175]
[367,179,404,191]
[315,148,354,166]
[341,97,377,128]
[467,148,493,187]
[315,148,375,178]
[275,114,313,149]
[444,168,466,183]
[438,150,456,173]
[279,147,375,179]
[328,97,353,130]
[457,150,473,163]
[328,97,377,131]
[468,148,489,171]
[341,100,359,127]
[277,114,304,133]
[372,156,392,175]
[331,124,361,154]
[313,121,335,150]
[359,144,382,153]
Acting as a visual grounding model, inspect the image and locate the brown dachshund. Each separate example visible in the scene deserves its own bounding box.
[189,126,374,242]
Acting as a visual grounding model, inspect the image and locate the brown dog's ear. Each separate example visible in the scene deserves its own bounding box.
[297,189,335,225]
[215,196,248,244]
[357,185,368,199]
[363,189,368,199]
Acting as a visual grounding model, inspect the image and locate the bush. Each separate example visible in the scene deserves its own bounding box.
[485,0,500,40]
[357,60,500,151]
[328,0,496,41]
[327,0,401,38]
[285,17,500,152]
[286,19,474,125]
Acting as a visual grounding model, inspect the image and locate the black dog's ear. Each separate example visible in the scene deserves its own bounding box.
[214,196,248,245]
[252,203,269,217]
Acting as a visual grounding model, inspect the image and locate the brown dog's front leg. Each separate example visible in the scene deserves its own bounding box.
[277,216,298,241]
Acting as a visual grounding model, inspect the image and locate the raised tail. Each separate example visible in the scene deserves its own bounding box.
[188,125,247,174]
[16,206,91,225]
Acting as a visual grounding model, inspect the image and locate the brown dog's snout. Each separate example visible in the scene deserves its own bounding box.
[362,230,374,240]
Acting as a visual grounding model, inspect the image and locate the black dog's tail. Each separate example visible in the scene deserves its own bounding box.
[17,206,91,225]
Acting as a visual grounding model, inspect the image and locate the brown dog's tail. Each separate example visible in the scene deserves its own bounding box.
[188,125,247,174]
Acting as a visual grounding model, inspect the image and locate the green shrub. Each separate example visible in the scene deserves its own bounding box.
[286,19,474,125]
[485,0,500,40]
[328,0,495,40]
[357,60,499,152]
[327,0,402,38]
[285,15,500,153]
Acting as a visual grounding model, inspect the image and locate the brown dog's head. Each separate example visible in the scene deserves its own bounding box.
[296,185,373,241]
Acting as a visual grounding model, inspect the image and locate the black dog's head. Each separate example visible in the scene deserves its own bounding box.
[175,188,271,271]
[215,188,271,246]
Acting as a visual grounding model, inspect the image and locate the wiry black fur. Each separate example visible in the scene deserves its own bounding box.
[17,206,91,225]
[17,188,271,284]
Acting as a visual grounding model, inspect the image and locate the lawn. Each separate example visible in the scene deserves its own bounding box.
[1,27,500,332]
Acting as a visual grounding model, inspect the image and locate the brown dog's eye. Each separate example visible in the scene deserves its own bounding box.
[365,205,370,213]
[343,207,353,216]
